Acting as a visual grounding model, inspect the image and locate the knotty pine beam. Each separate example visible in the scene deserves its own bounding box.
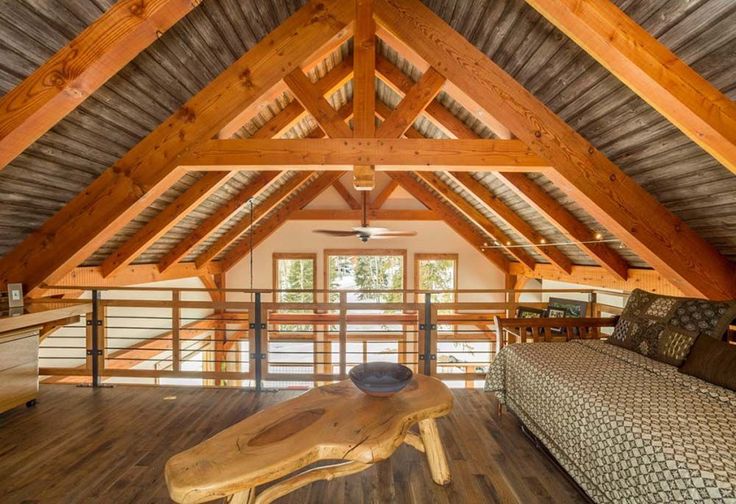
[284,69,353,138]
[353,0,377,189]
[157,171,280,274]
[219,172,346,271]
[0,0,196,170]
[415,172,536,270]
[449,172,573,274]
[331,180,361,209]
[526,0,736,176]
[0,0,354,293]
[376,68,446,138]
[100,172,233,278]
[495,172,629,280]
[389,173,510,271]
[182,138,550,170]
[194,172,315,268]
[374,0,736,299]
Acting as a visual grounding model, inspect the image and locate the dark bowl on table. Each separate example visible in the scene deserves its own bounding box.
[349,362,413,397]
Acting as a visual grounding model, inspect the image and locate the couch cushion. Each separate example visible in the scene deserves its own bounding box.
[607,289,736,366]
[680,335,736,391]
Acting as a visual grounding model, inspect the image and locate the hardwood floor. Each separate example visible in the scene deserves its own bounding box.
[0,384,588,503]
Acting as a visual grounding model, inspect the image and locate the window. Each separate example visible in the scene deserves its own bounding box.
[273,253,316,302]
[415,253,458,303]
[325,249,406,303]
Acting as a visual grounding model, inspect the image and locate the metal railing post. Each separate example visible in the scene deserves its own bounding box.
[253,293,263,391]
[89,289,101,387]
[421,293,434,375]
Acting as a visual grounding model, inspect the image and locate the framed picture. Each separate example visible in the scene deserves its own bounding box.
[516,306,545,319]
[548,297,588,318]
[546,307,567,318]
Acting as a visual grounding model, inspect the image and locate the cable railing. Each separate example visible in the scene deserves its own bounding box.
[34,286,628,389]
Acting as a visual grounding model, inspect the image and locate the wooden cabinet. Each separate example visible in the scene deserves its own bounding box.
[0,329,39,414]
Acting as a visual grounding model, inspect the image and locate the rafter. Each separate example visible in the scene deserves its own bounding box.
[331,180,361,209]
[194,172,314,268]
[182,138,549,170]
[414,172,536,270]
[389,173,509,271]
[219,172,346,271]
[353,0,377,190]
[284,69,353,138]
[374,0,736,299]
[100,172,233,278]
[526,0,736,176]
[495,172,629,280]
[0,0,196,170]
[0,0,354,294]
[157,172,280,274]
[372,179,399,209]
[449,172,573,274]
[376,68,446,138]
[510,263,681,297]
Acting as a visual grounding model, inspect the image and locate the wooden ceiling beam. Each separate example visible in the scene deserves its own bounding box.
[100,171,233,278]
[371,179,399,209]
[374,25,511,139]
[0,0,196,170]
[289,209,438,220]
[157,171,280,274]
[526,0,736,176]
[376,68,446,138]
[415,172,536,269]
[182,138,550,170]
[353,0,377,190]
[284,69,353,138]
[389,173,509,271]
[495,172,630,280]
[374,0,736,299]
[331,180,361,209]
[510,263,681,297]
[194,172,314,268]
[449,172,573,274]
[219,172,346,271]
[0,0,354,294]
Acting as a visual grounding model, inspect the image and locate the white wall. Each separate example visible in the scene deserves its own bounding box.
[226,218,507,302]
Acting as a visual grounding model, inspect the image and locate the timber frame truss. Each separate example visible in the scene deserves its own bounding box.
[0,0,735,299]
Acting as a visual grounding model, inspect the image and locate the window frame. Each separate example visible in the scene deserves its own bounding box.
[323,248,407,302]
[272,252,317,302]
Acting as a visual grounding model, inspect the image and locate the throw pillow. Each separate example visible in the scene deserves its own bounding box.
[679,335,736,392]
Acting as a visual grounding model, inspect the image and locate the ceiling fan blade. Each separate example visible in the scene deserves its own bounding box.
[371,231,417,237]
[313,230,360,236]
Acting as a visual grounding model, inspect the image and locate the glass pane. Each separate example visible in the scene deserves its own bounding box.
[327,255,404,304]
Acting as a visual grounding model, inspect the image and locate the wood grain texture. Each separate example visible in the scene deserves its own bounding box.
[284,69,353,138]
[157,172,280,273]
[100,171,233,277]
[165,376,452,503]
[183,138,550,169]
[377,68,446,138]
[0,0,196,170]
[374,0,736,300]
[389,172,510,271]
[0,385,588,503]
[0,0,354,294]
[526,0,736,176]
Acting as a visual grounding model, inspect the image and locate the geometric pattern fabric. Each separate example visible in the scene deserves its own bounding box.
[486,340,736,503]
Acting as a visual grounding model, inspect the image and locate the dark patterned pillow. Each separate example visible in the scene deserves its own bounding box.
[607,289,736,366]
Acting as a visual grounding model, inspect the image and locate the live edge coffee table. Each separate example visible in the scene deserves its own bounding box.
[165,375,453,504]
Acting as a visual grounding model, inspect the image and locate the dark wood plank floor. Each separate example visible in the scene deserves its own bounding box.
[0,385,588,503]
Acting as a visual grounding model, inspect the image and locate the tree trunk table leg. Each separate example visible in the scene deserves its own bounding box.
[226,487,255,504]
[418,418,451,485]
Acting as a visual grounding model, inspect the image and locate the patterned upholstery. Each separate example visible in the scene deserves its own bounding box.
[486,340,736,503]
[608,289,736,366]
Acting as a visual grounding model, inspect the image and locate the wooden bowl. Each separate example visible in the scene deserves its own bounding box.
[348,362,414,397]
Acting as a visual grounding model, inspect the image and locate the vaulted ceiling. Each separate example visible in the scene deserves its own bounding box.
[0,0,734,298]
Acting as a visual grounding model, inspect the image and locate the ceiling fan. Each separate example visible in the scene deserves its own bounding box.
[314,192,417,243]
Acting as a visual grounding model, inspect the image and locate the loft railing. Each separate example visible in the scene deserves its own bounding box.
[34,287,628,389]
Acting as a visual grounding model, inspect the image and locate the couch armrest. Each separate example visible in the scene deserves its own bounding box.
[493,316,619,354]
